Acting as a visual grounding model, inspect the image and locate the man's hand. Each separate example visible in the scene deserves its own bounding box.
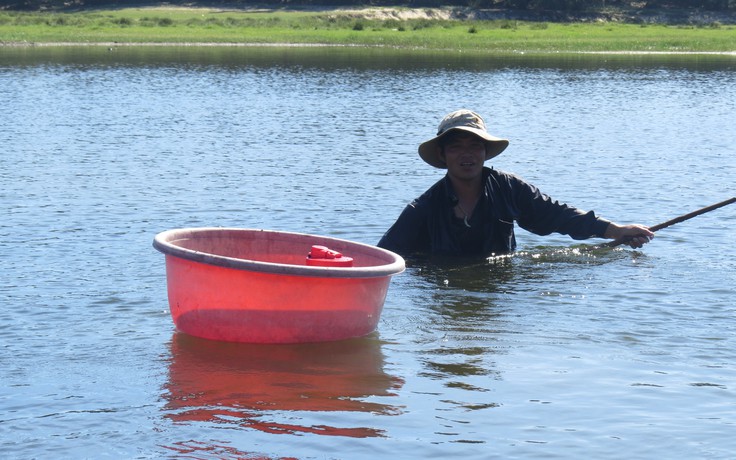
[604,223,655,249]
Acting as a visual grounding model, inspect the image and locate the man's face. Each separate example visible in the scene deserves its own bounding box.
[440,132,486,182]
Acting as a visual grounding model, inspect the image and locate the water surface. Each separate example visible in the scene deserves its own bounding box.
[1,46,735,459]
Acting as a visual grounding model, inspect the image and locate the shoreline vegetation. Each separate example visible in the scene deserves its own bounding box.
[1,3,735,53]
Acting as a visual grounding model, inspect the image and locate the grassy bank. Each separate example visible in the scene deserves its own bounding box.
[1,7,735,53]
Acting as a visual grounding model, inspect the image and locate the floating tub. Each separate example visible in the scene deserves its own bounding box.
[153,228,405,343]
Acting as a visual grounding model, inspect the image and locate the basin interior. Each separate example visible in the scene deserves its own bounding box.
[160,228,400,270]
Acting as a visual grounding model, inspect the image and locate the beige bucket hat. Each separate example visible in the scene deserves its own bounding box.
[418,109,509,169]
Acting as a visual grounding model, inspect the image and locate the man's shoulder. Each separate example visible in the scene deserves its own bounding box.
[485,167,521,186]
[420,174,449,194]
[412,175,450,206]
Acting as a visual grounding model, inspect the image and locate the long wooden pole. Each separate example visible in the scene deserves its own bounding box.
[605,196,736,248]
[647,197,736,232]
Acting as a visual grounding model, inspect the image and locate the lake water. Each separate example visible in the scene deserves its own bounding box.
[1,46,735,459]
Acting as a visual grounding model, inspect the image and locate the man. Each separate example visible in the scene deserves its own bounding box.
[377,109,653,258]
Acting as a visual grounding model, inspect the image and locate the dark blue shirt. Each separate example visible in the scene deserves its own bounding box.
[378,167,610,258]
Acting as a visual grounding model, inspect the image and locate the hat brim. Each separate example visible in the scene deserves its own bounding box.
[418,127,509,169]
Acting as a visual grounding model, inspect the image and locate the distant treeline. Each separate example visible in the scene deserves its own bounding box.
[2,0,735,12]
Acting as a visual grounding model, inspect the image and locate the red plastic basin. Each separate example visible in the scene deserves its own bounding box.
[153,228,405,343]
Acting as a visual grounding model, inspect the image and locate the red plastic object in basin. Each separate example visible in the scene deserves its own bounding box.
[152,228,405,344]
[306,245,354,267]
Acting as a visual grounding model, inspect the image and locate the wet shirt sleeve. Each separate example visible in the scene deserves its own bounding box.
[502,172,610,240]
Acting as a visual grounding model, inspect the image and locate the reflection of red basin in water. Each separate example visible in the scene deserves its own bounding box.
[163,333,404,439]
[153,228,404,343]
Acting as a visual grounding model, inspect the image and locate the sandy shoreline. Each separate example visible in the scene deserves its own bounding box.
[8,4,736,24]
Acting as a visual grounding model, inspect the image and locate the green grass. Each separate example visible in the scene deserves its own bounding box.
[1,7,734,52]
